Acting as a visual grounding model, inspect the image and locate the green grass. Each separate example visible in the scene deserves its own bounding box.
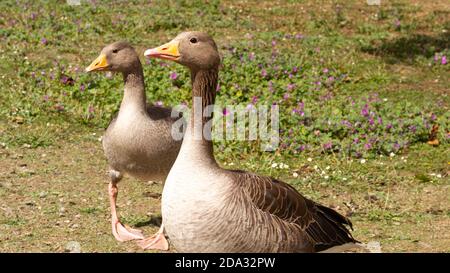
[0,0,449,252]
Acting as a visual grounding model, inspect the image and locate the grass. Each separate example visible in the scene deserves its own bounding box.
[0,0,449,252]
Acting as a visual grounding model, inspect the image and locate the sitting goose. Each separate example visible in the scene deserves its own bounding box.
[85,41,182,250]
[144,32,358,252]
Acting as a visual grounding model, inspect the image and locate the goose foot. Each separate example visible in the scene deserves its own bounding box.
[113,221,145,242]
[108,176,145,242]
[137,226,169,250]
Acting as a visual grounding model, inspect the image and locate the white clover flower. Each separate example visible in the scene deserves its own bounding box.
[360,159,366,164]
[436,174,442,178]
[390,152,395,157]
[324,175,329,179]
[326,166,331,170]
[293,172,299,178]
[342,177,347,181]
[271,163,278,168]
[307,158,313,162]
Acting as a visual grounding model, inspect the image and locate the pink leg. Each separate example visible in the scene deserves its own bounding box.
[109,180,145,241]
[137,224,169,250]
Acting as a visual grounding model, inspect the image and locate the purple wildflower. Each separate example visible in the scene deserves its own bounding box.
[287,83,296,91]
[295,33,303,39]
[409,125,416,133]
[442,56,447,65]
[261,69,268,78]
[353,138,359,144]
[292,102,304,116]
[155,101,163,107]
[169,71,178,80]
[323,142,332,150]
[251,96,258,104]
[88,105,95,113]
[292,66,299,73]
[223,107,230,116]
[431,113,436,121]
[377,116,383,125]
[268,81,274,92]
[41,38,48,45]
[43,95,49,102]
[249,52,255,61]
[216,83,220,92]
[386,123,393,130]
[364,143,372,150]
[394,19,401,28]
[323,68,329,73]
[60,75,68,84]
[271,40,276,47]
[341,120,352,128]
[283,93,290,100]
[361,104,369,117]
[80,84,85,92]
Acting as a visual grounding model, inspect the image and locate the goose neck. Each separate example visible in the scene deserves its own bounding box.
[180,68,218,163]
[121,65,146,110]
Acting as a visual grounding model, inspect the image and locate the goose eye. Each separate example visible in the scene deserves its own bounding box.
[189,37,198,44]
[112,49,119,54]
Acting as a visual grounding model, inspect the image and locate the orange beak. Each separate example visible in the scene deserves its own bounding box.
[144,40,180,61]
[85,54,109,72]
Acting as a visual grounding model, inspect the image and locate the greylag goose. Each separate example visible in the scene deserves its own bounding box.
[144,32,358,252]
[85,41,182,250]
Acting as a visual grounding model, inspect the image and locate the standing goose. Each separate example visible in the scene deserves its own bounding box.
[85,41,182,250]
[144,32,358,252]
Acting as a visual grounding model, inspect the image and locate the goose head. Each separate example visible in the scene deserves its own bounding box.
[86,41,140,73]
[144,31,220,70]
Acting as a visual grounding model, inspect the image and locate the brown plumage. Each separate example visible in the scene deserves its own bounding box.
[86,41,181,249]
[234,171,356,252]
[145,32,357,253]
